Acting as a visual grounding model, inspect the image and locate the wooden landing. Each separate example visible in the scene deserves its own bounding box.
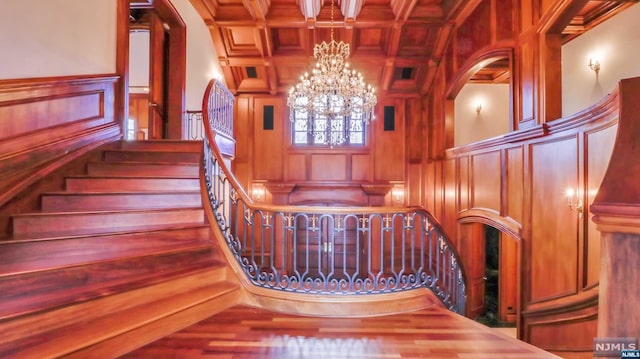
[124,305,560,358]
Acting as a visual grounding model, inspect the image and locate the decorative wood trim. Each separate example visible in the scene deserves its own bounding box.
[546,88,619,134]
[445,47,514,100]
[591,77,640,229]
[521,286,598,318]
[458,208,522,238]
[240,285,442,317]
[591,213,640,235]
[116,0,130,129]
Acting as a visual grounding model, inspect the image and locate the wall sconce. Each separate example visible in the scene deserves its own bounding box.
[252,184,266,202]
[565,188,583,218]
[588,58,600,75]
[475,103,482,115]
[391,186,405,206]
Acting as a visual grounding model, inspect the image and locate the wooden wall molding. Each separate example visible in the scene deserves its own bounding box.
[263,181,392,206]
[0,75,120,207]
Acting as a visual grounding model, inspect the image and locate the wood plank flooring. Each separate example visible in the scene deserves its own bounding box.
[123,305,560,358]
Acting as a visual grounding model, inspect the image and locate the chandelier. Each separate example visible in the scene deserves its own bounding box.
[287,0,377,146]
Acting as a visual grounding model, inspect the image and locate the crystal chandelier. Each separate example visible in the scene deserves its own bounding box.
[287,0,377,146]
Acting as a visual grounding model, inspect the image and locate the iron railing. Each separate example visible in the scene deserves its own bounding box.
[184,110,203,140]
[201,79,466,314]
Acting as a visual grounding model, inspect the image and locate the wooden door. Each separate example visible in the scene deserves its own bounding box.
[460,222,486,318]
[148,13,167,139]
[499,232,518,323]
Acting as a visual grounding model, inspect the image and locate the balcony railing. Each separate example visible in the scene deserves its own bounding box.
[201,79,466,314]
[184,110,203,140]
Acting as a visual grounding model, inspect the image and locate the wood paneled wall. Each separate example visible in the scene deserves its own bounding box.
[0,75,121,236]
[233,95,407,206]
[413,1,630,355]
[422,95,617,355]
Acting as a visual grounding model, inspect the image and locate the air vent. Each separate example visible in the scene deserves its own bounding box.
[384,106,395,131]
[246,66,258,79]
[263,105,274,130]
[400,67,413,80]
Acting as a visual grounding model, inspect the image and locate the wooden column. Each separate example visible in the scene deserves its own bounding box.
[591,77,640,338]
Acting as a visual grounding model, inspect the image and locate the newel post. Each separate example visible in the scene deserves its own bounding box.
[591,77,640,338]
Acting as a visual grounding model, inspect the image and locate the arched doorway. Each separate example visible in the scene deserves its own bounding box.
[458,214,521,332]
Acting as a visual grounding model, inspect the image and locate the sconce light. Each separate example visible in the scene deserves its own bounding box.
[565,188,583,218]
[391,186,405,206]
[588,58,600,75]
[252,184,266,202]
[475,103,482,115]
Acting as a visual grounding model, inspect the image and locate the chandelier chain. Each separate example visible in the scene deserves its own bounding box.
[330,0,334,42]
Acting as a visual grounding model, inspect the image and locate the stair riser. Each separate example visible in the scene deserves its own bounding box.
[103,151,201,163]
[41,193,202,212]
[119,141,203,152]
[65,177,200,192]
[12,209,205,238]
[87,163,199,177]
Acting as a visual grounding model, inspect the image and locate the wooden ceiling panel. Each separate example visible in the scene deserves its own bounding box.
[353,27,389,56]
[469,58,511,84]
[387,64,427,92]
[221,27,263,56]
[232,65,272,93]
[353,62,385,93]
[397,25,435,57]
[408,0,445,20]
[272,28,308,56]
[562,0,637,42]
[274,63,310,90]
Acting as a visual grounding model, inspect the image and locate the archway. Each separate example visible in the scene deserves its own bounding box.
[458,210,521,333]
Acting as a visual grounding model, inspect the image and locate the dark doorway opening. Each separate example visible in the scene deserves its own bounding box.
[475,225,516,328]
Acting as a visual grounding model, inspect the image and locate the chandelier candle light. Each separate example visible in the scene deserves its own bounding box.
[287,0,377,146]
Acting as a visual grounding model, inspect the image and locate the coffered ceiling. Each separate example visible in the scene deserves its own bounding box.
[189,0,464,97]
[186,0,636,96]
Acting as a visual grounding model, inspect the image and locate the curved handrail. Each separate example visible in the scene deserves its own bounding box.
[201,79,466,314]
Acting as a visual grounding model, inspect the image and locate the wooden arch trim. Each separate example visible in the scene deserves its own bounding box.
[445,47,514,100]
[458,208,522,240]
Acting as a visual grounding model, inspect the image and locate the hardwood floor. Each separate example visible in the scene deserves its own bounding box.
[123,305,559,358]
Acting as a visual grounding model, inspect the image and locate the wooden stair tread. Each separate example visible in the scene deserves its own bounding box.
[65,176,200,191]
[103,150,201,163]
[0,139,236,357]
[12,206,205,218]
[1,279,239,358]
[90,160,200,165]
[0,227,214,275]
[40,191,202,212]
[9,221,209,242]
[41,190,201,195]
[0,259,227,323]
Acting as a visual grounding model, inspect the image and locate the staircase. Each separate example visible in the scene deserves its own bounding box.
[0,140,241,358]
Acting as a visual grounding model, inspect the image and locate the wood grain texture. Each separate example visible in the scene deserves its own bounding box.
[431,59,620,354]
[124,305,559,358]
